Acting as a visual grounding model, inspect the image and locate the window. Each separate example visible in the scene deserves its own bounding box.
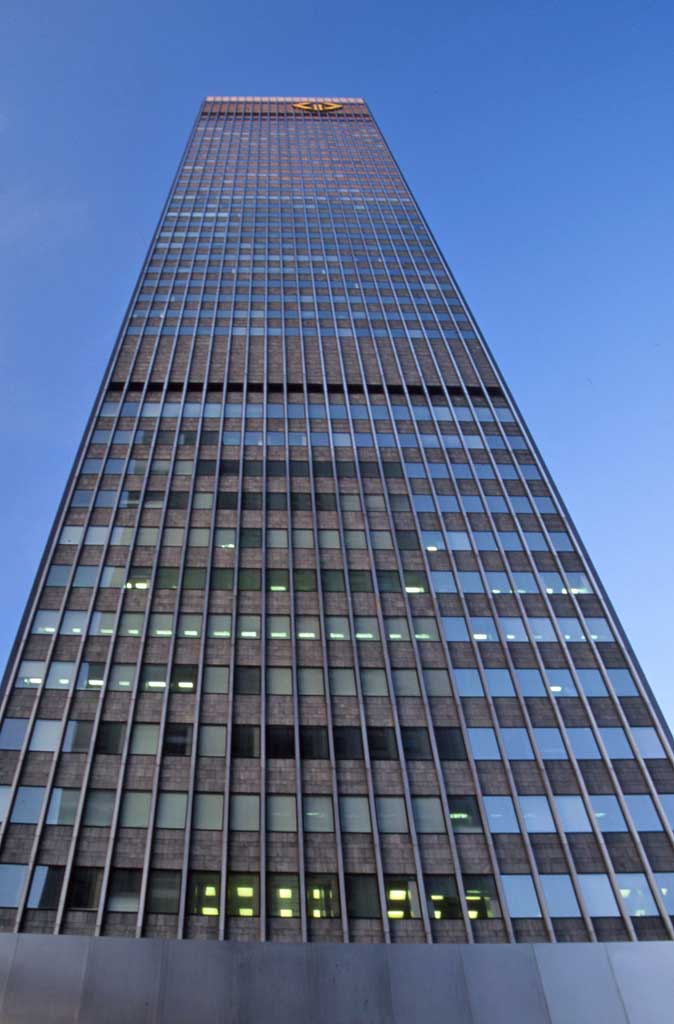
[163,724,193,757]
[555,796,591,833]
[226,873,259,918]
[267,725,295,759]
[0,865,27,908]
[625,794,662,831]
[412,797,445,833]
[577,874,619,916]
[221,794,257,833]
[130,723,159,755]
[590,795,627,832]
[483,796,520,833]
[307,875,340,919]
[633,727,665,759]
[467,729,500,760]
[385,877,421,919]
[519,796,555,833]
[194,793,224,831]
[501,875,541,918]
[368,728,397,760]
[616,873,658,916]
[188,872,220,916]
[27,865,64,910]
[267,795,297,832]
[376,796,408,833]
[108,869,141,912]
[501,729,532,761]
[339,796,371,833]
[425,875,461,920]
[303,795,334,832]
[345,875,380,918]
[401,728,431,761]
[540,875,581,918]
[46,788,79,825]
[11,786,45,824]
[29,720,60,752]
[148,870,181,914]
[463,875,500,919]
[333,726,363,760]
[157,792,187,829]
[119,791,151,828]
[83,789,115,827]
[268,874,300,918]
[67,867,102,910]
[435,728,466,760]
[447,796,482,833]
[232,725,260,758]
[301,729,329,761]
[199,724,227,757]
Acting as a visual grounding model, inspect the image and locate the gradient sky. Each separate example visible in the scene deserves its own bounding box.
[2,1,673,720]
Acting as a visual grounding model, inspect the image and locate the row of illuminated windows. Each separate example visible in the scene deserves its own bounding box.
[2,863,672,922]
[15,660,638,701]
[29,606,616,646]
[47,560,591,605]
[0,867,487,922]
[0,715,664,763]
[3,783,669,837]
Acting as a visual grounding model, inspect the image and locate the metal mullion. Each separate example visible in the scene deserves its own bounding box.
[314,191,432,943]
[292,316,349,939]
[217,109,257,939]
[294,179,391,943]
[172,115,235,941]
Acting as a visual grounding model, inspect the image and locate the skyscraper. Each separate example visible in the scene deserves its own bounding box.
[2,95,673,958]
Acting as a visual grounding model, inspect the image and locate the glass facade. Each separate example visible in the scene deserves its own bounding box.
[1,96,673,945]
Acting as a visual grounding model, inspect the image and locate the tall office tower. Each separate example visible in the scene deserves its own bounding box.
[2,96,674,956]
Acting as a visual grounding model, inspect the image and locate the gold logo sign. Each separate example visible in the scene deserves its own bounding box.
[292,101,342,112]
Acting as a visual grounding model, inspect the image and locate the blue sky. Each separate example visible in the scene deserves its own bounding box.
[2,0,673,720]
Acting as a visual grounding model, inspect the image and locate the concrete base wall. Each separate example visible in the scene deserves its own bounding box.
[0,933,671,1023]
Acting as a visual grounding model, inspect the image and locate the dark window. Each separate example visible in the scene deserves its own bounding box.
[300,726,329,759]
[95,722,125,755]
[294,569,317,592]
[368,727,397,760]
[235,667,261,694]
[346,875,380,918]
[266,493,287,510]
[232,725,260,758]
[334,726,363,760]
[163,724,193,757]
[211,568,234,590]
[349,570,374,592]
[67,867,102,910]
[435,727,466,760]
[266,725,295,759]
[401,727,432,761]
[238,569,261,591]
[322,569,345,592]
[316,493,336,511]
